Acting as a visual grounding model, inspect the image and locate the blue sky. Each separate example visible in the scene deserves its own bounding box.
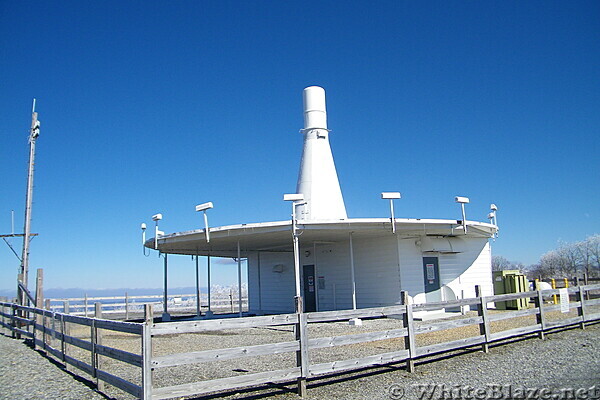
[1,1,598,292]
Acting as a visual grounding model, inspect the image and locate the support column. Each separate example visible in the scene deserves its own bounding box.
[348,232,361,326]
[206,255,213,317]
[125,292,129,320]
[162,254,170,321]
[313,243,319,312]
[237,241,243,317]
[195,254,201,318]
[257,252,262,313]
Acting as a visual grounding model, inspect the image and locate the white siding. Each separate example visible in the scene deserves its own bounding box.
[441,241,493,299]
[352,236,402,307]
[313,242,353,311]
[247,236,493,314]
[248,252,296,314]
[398,237,428,300]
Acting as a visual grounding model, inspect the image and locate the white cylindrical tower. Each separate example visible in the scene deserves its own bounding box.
[296,86,347,220]
[303,86,328,130]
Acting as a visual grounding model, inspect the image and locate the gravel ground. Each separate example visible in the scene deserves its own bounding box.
[0,334,107,400]
[1,310,598,400]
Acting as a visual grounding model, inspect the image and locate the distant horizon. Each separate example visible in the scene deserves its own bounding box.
[0,284,248,300]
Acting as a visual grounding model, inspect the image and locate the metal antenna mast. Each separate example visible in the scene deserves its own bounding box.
[17,99,40,307]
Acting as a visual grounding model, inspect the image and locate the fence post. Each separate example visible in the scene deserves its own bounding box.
[60,313,67,368]
[91,316,97,382]
[583,273,590,300]
[0,303,5,335]
[534,290,546,340]
[401,291,416,372]
[95,303,105,392]
[44,299,51,349]
[84,294,88,317]
[11,303,17,338]
[1,303,5,335]
[63,300,71,370]
[578,285,587,330]
[295,296,308,397]
[33,268,44,350]
[475,285,490,353]
[142,304,153,400]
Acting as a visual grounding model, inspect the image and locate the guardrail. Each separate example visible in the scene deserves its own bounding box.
[1,283,599,400]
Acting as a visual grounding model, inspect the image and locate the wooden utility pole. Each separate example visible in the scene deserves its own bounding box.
[18,99,41,307]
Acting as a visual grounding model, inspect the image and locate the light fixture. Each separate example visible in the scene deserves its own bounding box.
[141,223,149,256]
[381,192,401,234]
[152,214,163,222]
[381,192,401,200]
[489,204,498,224]
[454,196,469,233]
[152,213,163,249]
[455,196,470,204]
[195,202,214,243]
[489,204,498,238]
[283,193,305,202]
[195,202,213,212]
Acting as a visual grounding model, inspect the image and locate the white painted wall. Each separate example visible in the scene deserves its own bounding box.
[248,235,493,314]
[247,251,295,314]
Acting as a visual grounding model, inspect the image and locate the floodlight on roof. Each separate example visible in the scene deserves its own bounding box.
[141,222,148,254]
[195,202,214,243]
[489,204,499,237]
[283,193,305,202]
[381,191,401,234]
[454,196,469,233]
[381,192,401,200]
[151,213,163,250]
[195,202,214,212]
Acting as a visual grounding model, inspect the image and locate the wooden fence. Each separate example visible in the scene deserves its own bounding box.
[0,301,145,397]
[1,284,600,400]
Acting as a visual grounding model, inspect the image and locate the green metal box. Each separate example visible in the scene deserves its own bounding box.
[493,270,529,310]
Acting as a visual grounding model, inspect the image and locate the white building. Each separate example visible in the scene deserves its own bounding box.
[147,86,498,315]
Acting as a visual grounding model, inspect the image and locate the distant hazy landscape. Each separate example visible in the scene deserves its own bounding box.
[0,286,214,300]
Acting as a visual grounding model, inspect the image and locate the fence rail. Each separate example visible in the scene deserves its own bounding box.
[1,283,599,400]
[45,293,248,318]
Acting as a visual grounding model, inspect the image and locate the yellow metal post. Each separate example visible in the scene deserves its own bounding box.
[551,279,557,304]
[563,278,569,288]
